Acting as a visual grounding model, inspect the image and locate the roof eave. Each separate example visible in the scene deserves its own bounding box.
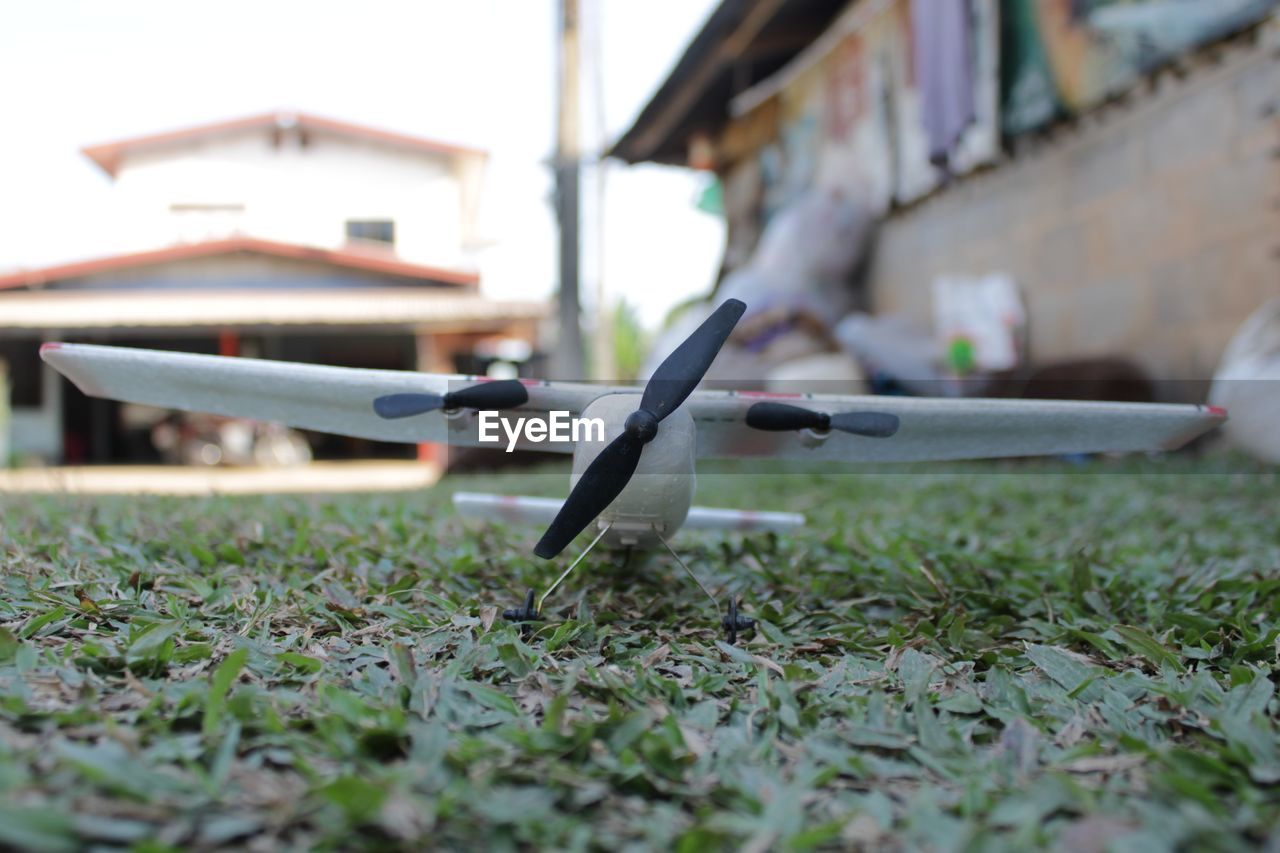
[79,111,488,178]
[0,237,480,291]
[610,0,846,166]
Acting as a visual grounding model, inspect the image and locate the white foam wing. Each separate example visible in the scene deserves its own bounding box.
[685,392,1226,462]
[40,343,605,453]
[42,343,1227,463]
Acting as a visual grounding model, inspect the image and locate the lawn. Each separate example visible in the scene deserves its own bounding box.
[1,456,1278,850]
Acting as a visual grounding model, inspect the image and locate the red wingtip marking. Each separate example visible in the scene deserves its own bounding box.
[1207,405,1228,418]
[39,342,63,355]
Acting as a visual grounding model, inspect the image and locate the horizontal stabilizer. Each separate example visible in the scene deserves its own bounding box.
[453,492,563,526]
[683,506,805,532]
[452,492,804,532]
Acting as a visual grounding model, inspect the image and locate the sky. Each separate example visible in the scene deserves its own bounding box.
[0,0,724,328]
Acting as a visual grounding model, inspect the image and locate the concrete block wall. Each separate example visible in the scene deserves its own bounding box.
[868,34,1280,388]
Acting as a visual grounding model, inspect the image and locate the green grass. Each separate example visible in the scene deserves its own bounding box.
[1,456,1278,850]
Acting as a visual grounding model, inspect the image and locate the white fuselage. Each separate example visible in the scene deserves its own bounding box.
[572,394,696,549]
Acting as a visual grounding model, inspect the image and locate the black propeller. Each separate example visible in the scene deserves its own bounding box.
[745,401,900,438]
[534,298,747,559]
[373,380,529,420]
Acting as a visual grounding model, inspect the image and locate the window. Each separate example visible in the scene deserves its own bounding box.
[345,220,395,247]
[0,341,44,407]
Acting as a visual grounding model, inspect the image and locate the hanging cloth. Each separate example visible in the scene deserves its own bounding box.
[911,0,976,167]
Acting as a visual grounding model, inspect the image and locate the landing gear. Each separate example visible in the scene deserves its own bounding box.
[503,524,612,638]
[504,525,755,645]
[502,589,541,636]
[721,596,755,645]
[656,531,754,645]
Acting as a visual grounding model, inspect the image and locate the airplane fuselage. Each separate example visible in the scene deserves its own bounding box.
[572,393,696,549]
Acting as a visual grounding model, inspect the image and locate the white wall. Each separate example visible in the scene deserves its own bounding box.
[112,127,479,271]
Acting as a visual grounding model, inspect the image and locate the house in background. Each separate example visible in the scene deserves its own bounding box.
[614,0,1280,392]
[80,111,490,269]
[0,111,544,465]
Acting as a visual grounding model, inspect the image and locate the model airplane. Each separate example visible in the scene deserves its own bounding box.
[41,299,1226,642]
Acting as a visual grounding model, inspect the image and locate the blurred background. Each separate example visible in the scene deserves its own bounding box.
[1,0,1277,486]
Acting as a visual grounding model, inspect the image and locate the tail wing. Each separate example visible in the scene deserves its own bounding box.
[453,492,804,532]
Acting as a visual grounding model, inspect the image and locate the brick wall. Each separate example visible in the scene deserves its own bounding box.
[868,35,1280,388]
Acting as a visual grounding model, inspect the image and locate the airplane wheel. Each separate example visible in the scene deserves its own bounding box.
[502,589,541,638]
[721,597,755,645]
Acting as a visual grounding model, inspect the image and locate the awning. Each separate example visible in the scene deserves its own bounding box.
[0,289,546,334]
[609,0,847,165]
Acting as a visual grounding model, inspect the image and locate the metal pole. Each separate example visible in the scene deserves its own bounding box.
[553,0,586,380]
[585,0,615,382]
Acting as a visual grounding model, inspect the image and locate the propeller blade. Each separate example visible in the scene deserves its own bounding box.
[745,401,828,432]
[745,402,900,438]
[640,298,746,422]
[829,411,900,438]
[374,380,528,420]
[534,431,644,559]
[373,393,444,419]
[535,298,745,560]
[443,379,529,411]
